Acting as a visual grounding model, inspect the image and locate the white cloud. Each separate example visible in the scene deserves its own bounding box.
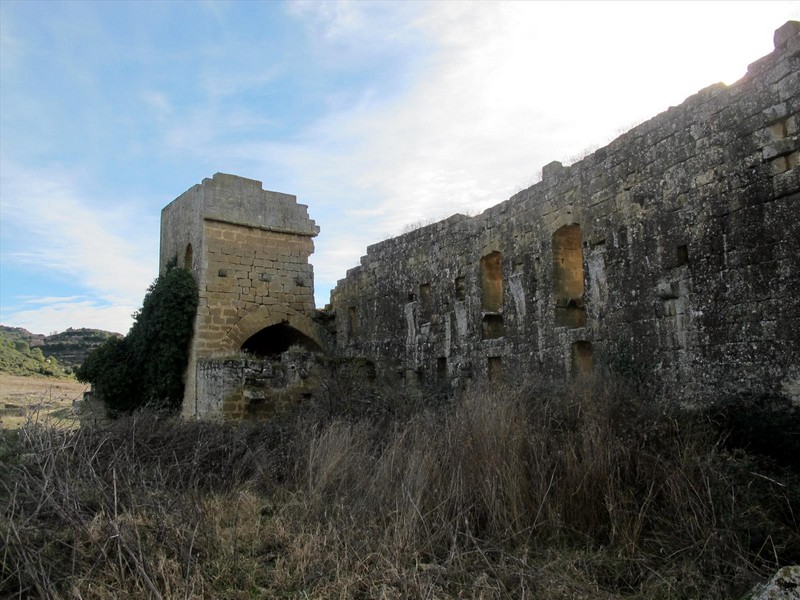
[14,296,85,306]
[287,0,371,41]
[162,107,276,156]
[0,162,157,333]
[1,297,135,336]
[140,90,173,122]
[200,67,282,98]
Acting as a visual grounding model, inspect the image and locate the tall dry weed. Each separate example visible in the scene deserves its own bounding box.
[2,375,797,598]
[294,375,798,597]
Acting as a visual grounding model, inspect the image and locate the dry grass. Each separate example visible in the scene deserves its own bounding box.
[0,374,87,430]
[1,376,798,598]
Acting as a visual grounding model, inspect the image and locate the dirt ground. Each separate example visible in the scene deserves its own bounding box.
[0,374,88,429]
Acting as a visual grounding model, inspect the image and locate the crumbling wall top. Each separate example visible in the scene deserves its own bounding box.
[774,20,800,50]
[167,172,319,237]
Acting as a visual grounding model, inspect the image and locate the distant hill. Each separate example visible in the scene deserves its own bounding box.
[0,326,122,376]
[0,326,46,347]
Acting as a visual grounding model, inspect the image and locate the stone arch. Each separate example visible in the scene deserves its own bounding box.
[219,303,328,355]
[241,323,321,357]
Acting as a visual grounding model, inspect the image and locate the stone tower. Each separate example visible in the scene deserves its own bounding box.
[160,173,325,418]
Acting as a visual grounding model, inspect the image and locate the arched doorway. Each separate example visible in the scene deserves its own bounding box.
[241,322,322,358]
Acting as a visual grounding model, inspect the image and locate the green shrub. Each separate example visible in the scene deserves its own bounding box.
[0,333,69,377]
[76,336,137,411]
[77,264,197,414]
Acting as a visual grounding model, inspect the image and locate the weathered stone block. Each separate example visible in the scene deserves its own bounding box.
[762,138,797,159]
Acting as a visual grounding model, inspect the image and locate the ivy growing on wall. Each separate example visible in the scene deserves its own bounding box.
[77,262,198,414]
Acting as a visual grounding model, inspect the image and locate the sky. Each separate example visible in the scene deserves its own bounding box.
[1,1,798,336]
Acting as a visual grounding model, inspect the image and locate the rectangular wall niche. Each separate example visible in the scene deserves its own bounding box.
[482,314,505,339]
[348,306,358,335]
[676,244,689,267]
[420,283,431,314]
[480,251,503,312]
[488,356,502,381]
[437,357,447,380]
[552,224,586,327]
[455,276,466,301]
[570,341,593,378]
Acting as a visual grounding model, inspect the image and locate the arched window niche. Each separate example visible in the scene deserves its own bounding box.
[184,243,193,270]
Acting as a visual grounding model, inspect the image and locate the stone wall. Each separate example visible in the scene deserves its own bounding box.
[330,21,800,406]
[195,352,320,421]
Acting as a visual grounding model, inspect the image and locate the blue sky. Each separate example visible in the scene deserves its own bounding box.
[1,1,797,335]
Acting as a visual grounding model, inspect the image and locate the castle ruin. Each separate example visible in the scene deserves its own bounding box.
[160,173,328,419]
[161,21,800,420]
